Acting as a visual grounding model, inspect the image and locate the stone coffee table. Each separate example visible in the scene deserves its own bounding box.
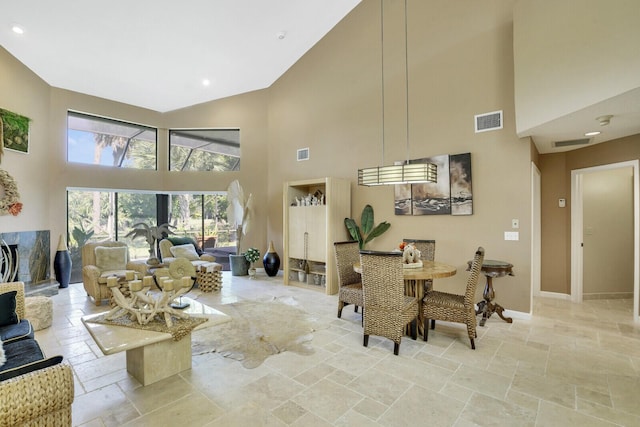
[82,297,230,386]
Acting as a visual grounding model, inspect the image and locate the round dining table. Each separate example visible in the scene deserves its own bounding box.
[353,260,457,335]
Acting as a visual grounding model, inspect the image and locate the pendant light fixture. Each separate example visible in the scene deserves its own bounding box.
[358,0,437,186]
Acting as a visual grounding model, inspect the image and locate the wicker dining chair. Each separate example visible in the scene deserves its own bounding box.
[360,250,419,355]
[334,241,364,320]
[423,247,484,349]
[403,239,436,329]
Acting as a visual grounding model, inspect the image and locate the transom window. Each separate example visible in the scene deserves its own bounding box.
[169,129,240,171]
[67,111,157,169]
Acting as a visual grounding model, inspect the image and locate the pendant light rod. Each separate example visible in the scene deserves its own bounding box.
[404,0,410,163]
[358,0,437,186]
[380,0,386,166]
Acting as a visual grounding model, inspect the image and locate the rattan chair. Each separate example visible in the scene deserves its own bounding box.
[423,247,484,349]
[360,250,419,355]
[334,241,364,320]
[403,239,436,329]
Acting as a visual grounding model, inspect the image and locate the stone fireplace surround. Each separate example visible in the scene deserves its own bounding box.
[0,230,58,296]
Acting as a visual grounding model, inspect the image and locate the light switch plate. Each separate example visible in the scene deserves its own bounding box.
[504,231,519,241]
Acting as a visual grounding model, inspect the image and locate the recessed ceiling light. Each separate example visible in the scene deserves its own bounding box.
[585,131,601,137]
[596,114,613,126]
[11,25,24,35]
[202,79,211,87]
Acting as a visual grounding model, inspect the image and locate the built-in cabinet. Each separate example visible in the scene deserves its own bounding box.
[283,177,351,295]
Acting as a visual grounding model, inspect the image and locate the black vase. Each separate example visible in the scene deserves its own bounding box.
[263,241,280,277]
[54,234,72,288]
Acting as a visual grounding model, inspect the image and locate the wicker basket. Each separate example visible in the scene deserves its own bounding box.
[197,262,223,292]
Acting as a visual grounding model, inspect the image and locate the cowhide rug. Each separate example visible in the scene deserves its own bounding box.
[191,296,323,368]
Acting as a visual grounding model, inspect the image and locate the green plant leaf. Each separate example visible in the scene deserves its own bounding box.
[364,222,391,244]
[361,204,374,235]
[344,218,361,242]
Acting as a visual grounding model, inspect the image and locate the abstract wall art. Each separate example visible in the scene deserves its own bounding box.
[394,152,473,216]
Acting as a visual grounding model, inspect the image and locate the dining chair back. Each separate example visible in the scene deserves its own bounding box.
[422,246,484,349]
[402,239,435,264]
[359,250,419,355]
[333,241,364,319]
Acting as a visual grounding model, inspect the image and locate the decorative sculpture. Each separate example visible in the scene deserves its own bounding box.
[104,275,193,328]
[402,243,423,268]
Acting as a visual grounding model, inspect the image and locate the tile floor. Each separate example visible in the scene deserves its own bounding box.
[36,273,640,426]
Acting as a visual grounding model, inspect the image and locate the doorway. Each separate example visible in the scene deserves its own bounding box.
[531,163,541,303]
[570,160,640,323]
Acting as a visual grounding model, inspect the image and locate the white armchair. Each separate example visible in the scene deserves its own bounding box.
[159,238,215,268]
[81,241,148,306]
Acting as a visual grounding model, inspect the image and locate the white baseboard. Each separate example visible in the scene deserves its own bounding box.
[538,291,571,300]
[502,309,532,321]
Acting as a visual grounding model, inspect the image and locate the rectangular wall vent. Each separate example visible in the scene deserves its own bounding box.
[474,110,503,133]
[297,148,310,161]
[554,138,590,148]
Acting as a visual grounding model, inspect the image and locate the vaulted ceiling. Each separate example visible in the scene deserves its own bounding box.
[0,0,361,112]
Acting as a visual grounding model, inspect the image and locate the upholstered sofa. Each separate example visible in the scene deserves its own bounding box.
[81,241,148,306]
[0,282,74,426]
[159,237,215,268]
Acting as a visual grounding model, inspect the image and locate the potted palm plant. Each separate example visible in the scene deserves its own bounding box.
[125,222,174,264]
[226,180,253,276]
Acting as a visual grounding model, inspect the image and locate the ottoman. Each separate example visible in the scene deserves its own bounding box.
[196,262,223,292]
[24,296,53,331]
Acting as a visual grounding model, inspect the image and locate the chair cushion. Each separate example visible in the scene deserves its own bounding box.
[95,246,127,271]
[0,338,62,382]
[168,237,203,255]
[0,320,34,343]
[0,291,19,326]
[169,244,200,261]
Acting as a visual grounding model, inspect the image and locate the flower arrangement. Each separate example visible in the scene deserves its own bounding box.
[244,247,260,266]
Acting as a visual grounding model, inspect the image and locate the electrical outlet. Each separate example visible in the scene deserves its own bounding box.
[512,219,519,229]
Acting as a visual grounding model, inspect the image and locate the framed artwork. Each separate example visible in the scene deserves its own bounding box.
[411,154,451,215]
[0,108,30,154]
[394,152,473,216]
[450,152,473,215]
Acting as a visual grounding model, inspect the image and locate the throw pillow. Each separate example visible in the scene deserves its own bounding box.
[0,291,19,327]
[0,339,5,368]
[169,243,200,261]
[168,236,203,255]
[95,246,128,271]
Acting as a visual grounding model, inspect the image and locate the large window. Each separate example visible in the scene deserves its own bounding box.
[67,111,157,169]
[67,189,234,283]
[169,129,240,171]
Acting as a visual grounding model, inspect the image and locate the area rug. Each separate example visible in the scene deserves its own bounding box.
[191,296,323,368]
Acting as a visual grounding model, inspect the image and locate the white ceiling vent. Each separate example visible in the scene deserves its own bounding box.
[475,110,503,133]
[553,138,590,148]
[297,148,310,161]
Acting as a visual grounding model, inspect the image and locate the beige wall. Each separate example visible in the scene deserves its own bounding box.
[539,134,640,293]
[1,0,538,313]
[514,0,640,133]
[0,46,52,234]
[267,0,533,311]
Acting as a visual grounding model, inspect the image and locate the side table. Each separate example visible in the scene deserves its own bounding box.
[467,259,514,326]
